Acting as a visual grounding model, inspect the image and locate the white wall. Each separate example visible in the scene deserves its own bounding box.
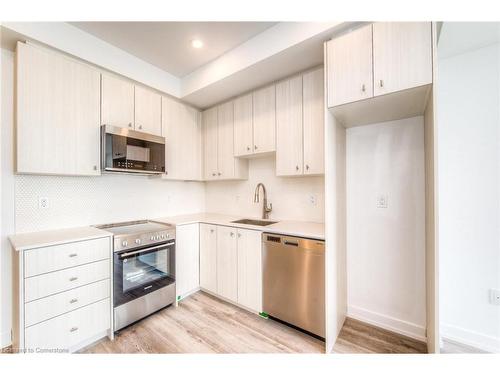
[437,40,500,353]
[0,48,205,347]
[346,116,427,341]
[204,156,324,223]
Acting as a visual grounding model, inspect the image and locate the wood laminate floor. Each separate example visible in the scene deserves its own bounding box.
[83,291,427,354]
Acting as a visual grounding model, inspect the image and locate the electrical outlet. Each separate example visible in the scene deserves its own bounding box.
[489,289,500,305]
[38,196,49,209]
[309,194,317,206]
[376,194,388,208]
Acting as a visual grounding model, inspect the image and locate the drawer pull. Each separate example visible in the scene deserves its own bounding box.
[70,327,79,333]
[68,253,78,258]
[69,298,78,304]
[69,277,78,282]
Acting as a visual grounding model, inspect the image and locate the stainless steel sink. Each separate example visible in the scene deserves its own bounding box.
[231,219,278,226]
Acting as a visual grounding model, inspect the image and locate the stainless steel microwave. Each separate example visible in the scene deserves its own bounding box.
[101,125,165,175]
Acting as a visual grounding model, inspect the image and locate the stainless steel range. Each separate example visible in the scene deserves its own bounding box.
[96,220,176,331]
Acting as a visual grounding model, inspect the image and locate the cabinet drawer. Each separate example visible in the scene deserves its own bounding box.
[24,237,110,277]
[25,298,110,351]
[25,279,110,327]
[25,259,110,302]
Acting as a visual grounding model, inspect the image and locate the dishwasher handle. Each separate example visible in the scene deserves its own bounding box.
[283,240,299,247]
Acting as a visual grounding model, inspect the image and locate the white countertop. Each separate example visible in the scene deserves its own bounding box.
[9,226,113,251]
[154,213,325,240]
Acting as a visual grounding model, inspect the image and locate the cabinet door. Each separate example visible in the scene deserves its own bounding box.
[217,101,235,179]
[327,25,373,107]
[199,224,217,294]
[373,22,432,96]
[134,85,162,136]
[237,229,262,313]
[276,75,303,176]
[303,68,324,175]
[216,226,238,303]
[202,107,218,180]
[16,43,101,176]
[175,224,200,298]
[101,74,134,129]
[252,85,276,154]
[162,96,182,178]
[183,105,203,180]
[233,93,254,157]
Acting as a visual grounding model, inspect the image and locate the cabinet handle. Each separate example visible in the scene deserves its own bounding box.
[237,233,241,238]
[296,165,299,171]
[69,277,78,282]
[212,173,216,176]
[93,165,97,171]
[362,84,366,92]
[254,145,258,150]
[165,171,168,175]
[210,229,215,233]
[128,123,132,128]
[69,253,78,258]
[247,146,250,151]
[230,232,235,237]
[218,172,221,176]
[139,125,143,130]
[379,80,384,88]
[70,327,79,333]
[306,164,309,170]
[69,298,78,304]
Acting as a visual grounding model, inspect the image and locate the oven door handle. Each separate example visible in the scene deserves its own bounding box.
[119,241,175,259]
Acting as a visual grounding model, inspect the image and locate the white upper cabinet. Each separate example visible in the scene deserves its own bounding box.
[217,101,236,179]
[373,22,432,96]
[101,74,134,129]
[303,68,325,175]
[16,42,101,176]
[276,75,304,176]
[199,224,217,294]
[327,24,373,107]
[202,107,219,180]
[252,85,276,154]
[134,85,162,136]
[237,229,262,313]
[216,226,238,303]
[233,93,254,157]
[162,96,202,180]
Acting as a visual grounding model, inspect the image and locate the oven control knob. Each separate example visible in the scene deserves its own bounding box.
[160,234,165,239]
[135,239,141,245]
[156,235,160,240]
[166,233,170,238]
[122,240,128,247]
[150,236,155,241]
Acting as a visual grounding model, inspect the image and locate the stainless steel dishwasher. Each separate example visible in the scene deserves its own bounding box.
[262,233,325,338]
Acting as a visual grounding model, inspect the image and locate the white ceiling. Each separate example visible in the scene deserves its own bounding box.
[70,22,277,77]
[438,22,500,59]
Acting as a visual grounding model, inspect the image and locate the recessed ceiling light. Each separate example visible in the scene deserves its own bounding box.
[191,39,203,49]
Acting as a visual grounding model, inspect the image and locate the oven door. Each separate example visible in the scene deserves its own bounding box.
[114,241,175,307]
[102,125,165,174]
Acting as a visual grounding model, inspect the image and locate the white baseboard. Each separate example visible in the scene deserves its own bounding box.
[347,305,427,342]
[178,287,201,301]
[441,323,500,353]
[1,329,11,349]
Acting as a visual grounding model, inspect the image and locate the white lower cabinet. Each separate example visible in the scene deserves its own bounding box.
[236,229,262,313]
[175,224,200,299]
[199,224,218,294]
[199,224,262,313]
[216,226,238,303]
[13,236,112,352]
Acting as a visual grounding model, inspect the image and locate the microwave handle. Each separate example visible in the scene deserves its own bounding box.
[119,241,175,259]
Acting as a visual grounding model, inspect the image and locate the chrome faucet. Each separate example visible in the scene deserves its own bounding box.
[254,183,272,219]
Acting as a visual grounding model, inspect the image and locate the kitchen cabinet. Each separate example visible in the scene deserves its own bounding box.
[373,22,432,96]
[326,22,432,111]
[101,73,135,129]
[327,24,373,107]
[162,96,202,180]
[134,85,162,136]
[175,224,200,299]
[276,75,304,176]
[252,85,276,154]
[16,42,101,176]
[202,102,248,181]
[237,228,262,313]
[233,93,254,157]
[199,224,217,294]
[202,107,219,181]
[303,68,325,175]
[216,226,238,303]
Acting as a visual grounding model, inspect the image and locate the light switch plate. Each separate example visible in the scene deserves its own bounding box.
[309,194,317,206]
[376,194,388,208]
[38,196,49,209]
